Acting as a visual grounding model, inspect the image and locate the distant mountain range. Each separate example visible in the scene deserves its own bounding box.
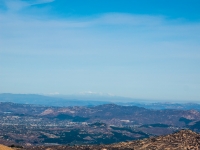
[0,93,200,110]
[0,93,109,107]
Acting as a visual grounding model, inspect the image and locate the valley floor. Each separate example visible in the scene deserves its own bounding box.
[11,129,200,150]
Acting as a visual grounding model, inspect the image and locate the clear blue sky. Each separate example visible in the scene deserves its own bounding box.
[0,0,200,101]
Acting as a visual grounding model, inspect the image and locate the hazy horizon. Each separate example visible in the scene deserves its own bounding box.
[1,0,200,102]
[1,92,200,104]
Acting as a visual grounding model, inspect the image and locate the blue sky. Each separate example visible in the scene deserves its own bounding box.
[0,0,200,101]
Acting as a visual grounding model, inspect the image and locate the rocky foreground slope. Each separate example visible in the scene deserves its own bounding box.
[0,144,13,150]
[21,129,200,150]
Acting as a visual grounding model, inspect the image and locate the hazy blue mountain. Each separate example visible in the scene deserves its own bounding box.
[0,93,200,110]
[0,93,109,107]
